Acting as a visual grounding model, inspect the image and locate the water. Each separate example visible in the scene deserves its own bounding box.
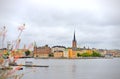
[8,58,120,79]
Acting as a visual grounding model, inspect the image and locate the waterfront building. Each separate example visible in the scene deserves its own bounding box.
[68,48,77,58]
[106,50,116,57]
[51,46,66,53]
[63,49,69,58]
[52,46,66,58]
[34,45,51,58]
[0,48,7,55]
[98,49,107,56]
[0,48,27,58]
[86,48,93,55]
[54,51,64,58]
[12,49,25,57]
[75,47,85,55]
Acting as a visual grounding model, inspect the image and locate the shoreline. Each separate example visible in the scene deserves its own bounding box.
[23,57,117,59]
[16,56,120,59]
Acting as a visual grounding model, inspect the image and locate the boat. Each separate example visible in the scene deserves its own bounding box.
[25,61,33,65]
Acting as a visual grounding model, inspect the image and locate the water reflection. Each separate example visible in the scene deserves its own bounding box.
[1,58,120,79]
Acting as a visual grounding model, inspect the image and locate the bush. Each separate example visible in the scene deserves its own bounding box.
[77,53,81,57]
[49,53,54,57]
[25,50,31,56]
[80,51,101,57]
[81,52,91,57]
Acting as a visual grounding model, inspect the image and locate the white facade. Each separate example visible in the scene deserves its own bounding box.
[52,46,66,53]
[63,49,69,58]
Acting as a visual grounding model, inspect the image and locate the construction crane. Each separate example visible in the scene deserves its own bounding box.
[14,24,25,50]
[9,24,26,65]
[0,26,7,48]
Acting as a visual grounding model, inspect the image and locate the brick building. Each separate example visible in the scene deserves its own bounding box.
[34,45,51,58]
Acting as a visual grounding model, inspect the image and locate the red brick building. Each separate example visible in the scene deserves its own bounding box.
[34,45,51,58]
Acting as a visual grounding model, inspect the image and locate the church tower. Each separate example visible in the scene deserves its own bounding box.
[72,31,77,50]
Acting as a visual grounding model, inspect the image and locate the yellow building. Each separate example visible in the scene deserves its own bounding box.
[74,48,94,57]
[54,51,63,58]
[11,49,26,58]
[86,49,93,55]
[68,49,77,58]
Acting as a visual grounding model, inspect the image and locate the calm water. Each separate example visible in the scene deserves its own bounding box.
[11,58,120,79]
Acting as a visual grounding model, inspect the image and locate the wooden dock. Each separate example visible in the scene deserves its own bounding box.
[10,64,49,67]
[22,65,49,67]
[0,67,13,70]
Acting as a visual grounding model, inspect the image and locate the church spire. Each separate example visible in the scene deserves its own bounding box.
[73,30,76,41]
[72,30,77,50]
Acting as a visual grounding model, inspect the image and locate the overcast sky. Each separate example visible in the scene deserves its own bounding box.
[0,0,120,49]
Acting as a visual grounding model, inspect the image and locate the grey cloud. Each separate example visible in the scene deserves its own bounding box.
[26,8,120,28]
[0,0,120,49]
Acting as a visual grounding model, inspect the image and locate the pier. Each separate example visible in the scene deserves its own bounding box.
[10,64,49,67]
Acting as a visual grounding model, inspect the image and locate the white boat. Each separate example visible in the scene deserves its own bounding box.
[25,61,33,65]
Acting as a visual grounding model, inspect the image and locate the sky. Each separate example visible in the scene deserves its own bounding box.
[0,0,120,49]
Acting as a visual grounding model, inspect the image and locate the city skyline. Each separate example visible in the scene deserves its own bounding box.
[0,0,120,49]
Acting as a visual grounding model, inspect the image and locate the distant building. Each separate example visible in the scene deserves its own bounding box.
[68,48,77,58]
[34,45,51,58]
[0,48,27,58]
[0,48,7,56]
[12,49,26,57]
[0,48,7,64]
[98,49,107,56]
[86,48,93,55]
[54,51,64,58]
[64,49,69,58]
[52,46,66,58]
[52,46,66,53]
